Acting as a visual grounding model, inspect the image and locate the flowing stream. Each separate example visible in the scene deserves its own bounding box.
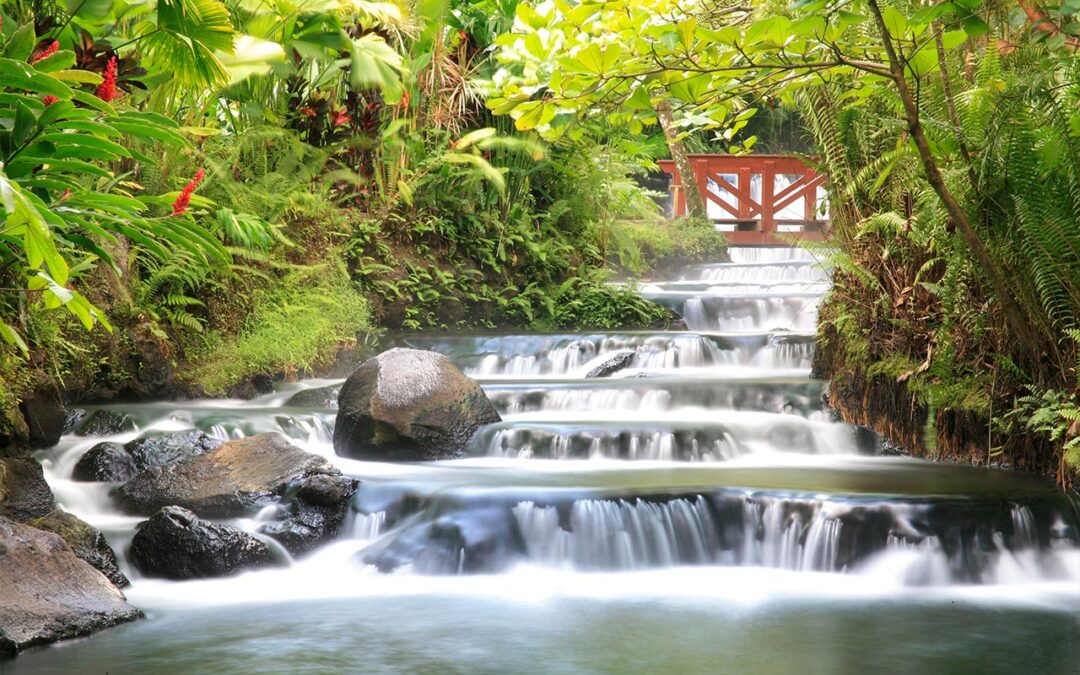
[12,247,1080,674]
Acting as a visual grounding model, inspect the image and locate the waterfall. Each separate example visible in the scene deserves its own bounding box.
[513,497,717,570]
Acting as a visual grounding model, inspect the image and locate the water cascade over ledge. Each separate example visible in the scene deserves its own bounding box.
[14,246,1080,674]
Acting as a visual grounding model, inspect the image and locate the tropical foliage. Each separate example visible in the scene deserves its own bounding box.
[3,0,1076,480]
[0,0,684,411]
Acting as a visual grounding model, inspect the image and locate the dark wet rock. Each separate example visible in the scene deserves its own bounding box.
[0,458,55,522]
[62,408,88,434]
[125,430,223,468]
[584,350,636,378]
[75,410,136,437]
[260,474,358,555]
[72,443,137,483]
[73,430,223,483]
[359,506,523,574]
[286,385,342,409]
[20,387,67,449]
[0,516,141,655]
[228,373,275,400]
[113,433,338,517]
[0,405,30,459]
[28,510,129,588]
[880,437,911,457]
[852,425,881,455]
[128,506,280,580]
[334,348,501,461]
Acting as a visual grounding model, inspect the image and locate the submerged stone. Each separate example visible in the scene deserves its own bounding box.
[333,348,501,461]
[359,505,523,574]
[584,350,636,378]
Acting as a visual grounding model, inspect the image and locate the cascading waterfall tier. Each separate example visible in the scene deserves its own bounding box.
[394,331,816,378]
[483,379,827,417]
[359,486,1080,584]
[471,416,873,460]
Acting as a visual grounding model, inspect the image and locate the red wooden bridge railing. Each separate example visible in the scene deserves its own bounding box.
[657,155,828,246]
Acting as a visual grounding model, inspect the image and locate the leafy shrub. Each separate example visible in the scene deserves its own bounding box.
[604,216,729,277]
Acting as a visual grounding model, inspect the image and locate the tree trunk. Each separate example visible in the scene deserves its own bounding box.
[866,0,1046,363]
[654,98,706,219]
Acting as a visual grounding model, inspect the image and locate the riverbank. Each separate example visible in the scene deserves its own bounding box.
[812,261,1079,488]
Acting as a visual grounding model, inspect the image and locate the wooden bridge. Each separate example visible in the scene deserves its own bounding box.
[657,155,828,245]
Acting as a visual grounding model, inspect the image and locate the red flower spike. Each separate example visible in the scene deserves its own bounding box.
[171,168,206,217]
[96,56,119,102]
[30,41,59,64]
[43,95,59,106]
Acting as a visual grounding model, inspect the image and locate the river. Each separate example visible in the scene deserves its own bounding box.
[11,248,1080,674]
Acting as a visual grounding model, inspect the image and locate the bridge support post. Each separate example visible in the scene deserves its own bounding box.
[762,160,776,246]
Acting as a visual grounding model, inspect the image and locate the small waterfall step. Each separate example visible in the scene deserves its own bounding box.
[482,378,827,416]
[393,331,817,377]
[471,413,872,460]
[355,461,1080,583]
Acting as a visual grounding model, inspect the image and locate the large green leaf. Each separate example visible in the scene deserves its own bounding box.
[143,0,237,89]
[348,34,404,103]
[218,35,285,85]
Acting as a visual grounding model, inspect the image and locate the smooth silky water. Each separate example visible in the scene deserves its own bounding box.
[10,247,1080,674]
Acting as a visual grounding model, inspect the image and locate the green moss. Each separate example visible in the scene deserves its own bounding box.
[865,354,920,379]
[186,261,370,393]
[604,216,729,277]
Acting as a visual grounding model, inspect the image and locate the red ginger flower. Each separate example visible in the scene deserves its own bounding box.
[171,168,206,217]
[43,95,59,106]
[30,41,59,64]
[96,56,119,102]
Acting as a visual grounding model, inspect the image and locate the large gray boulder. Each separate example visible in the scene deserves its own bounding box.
[0,516,141,655]
[28,510,129,588]
[112,432,338,517]
[333,348,500,461]
[128,506,281,580]
[0,457,55,522]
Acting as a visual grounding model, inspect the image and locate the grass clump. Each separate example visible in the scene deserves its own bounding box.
[186,262,369,393]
